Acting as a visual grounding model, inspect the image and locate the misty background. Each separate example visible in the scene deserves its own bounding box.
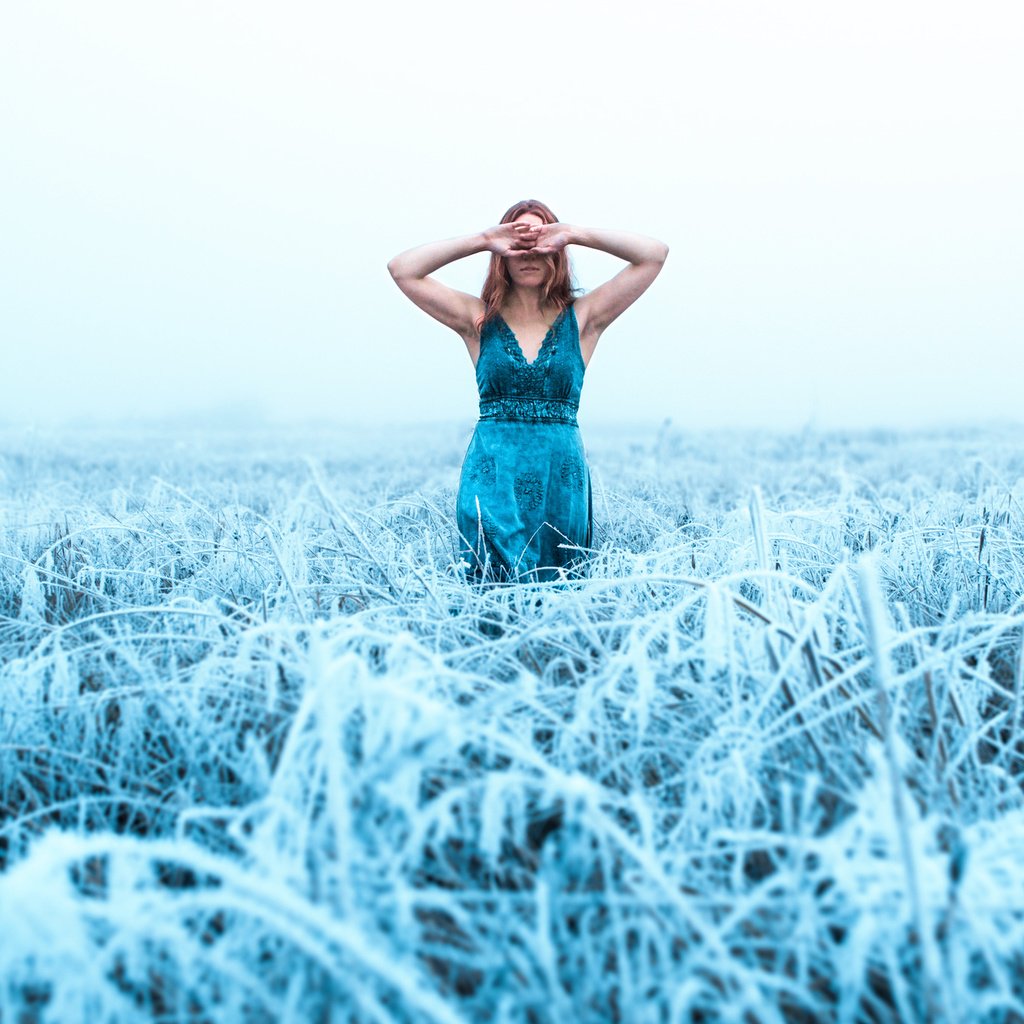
[2,0,1021,433]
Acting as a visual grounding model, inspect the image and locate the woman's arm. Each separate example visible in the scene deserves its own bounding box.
[387,224,535,337]
[530,224,669,336]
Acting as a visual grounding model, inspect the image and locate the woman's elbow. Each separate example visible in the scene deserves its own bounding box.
[642,241,669,266]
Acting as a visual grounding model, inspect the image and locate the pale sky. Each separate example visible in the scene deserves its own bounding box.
[2,0,1021,432]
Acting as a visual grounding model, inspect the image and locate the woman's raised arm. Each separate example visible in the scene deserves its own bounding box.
[387,224,537,337]
[527,224,668,338]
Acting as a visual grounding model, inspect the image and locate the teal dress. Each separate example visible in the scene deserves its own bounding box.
[456,303,593,584]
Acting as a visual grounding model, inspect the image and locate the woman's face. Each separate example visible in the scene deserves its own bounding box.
[505,212,548,288]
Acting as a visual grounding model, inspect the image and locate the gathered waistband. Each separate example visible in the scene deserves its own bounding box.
[478,397,579,425]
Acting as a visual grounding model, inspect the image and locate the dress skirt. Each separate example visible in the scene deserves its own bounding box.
[456,419,593,584]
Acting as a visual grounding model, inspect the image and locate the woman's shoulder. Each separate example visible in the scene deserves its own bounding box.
[568,295,588,335]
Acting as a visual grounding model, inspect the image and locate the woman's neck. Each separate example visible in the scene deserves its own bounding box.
[504,287,555,320]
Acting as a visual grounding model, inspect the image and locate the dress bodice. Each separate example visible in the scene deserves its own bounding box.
[475,304,584,425]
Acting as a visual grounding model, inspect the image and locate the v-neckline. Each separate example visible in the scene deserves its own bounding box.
[498,307,567,367]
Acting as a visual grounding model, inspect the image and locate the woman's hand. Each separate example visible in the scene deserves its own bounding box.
[483,222,541,257]
[521,223,575,255]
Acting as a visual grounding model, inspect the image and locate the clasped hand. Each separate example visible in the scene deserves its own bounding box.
[487,222,573,257]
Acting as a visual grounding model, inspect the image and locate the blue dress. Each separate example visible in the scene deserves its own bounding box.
[456,303,593,584]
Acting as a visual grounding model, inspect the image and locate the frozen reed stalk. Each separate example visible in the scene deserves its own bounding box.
[1003,625,1024,773]
[262,528,309,625]
[748,484,775,611]
[856,554,946,1023]
[748,485,770,577]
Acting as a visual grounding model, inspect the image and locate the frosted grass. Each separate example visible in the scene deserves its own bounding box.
[1,421,1023,1022]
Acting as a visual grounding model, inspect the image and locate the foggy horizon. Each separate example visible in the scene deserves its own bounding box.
[3,0,1021,433]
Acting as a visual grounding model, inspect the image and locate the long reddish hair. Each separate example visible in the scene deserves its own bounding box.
[475,199,581,333]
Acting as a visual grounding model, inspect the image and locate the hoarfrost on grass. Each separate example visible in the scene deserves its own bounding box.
[1,421,1023,1023]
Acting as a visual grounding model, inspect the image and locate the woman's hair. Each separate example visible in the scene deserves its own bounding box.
[476,199,581,333]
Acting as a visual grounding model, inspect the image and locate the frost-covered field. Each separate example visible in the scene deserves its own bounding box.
[1,420,1023,1024]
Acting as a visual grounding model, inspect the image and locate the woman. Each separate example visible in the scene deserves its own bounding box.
[388,200,668,584]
